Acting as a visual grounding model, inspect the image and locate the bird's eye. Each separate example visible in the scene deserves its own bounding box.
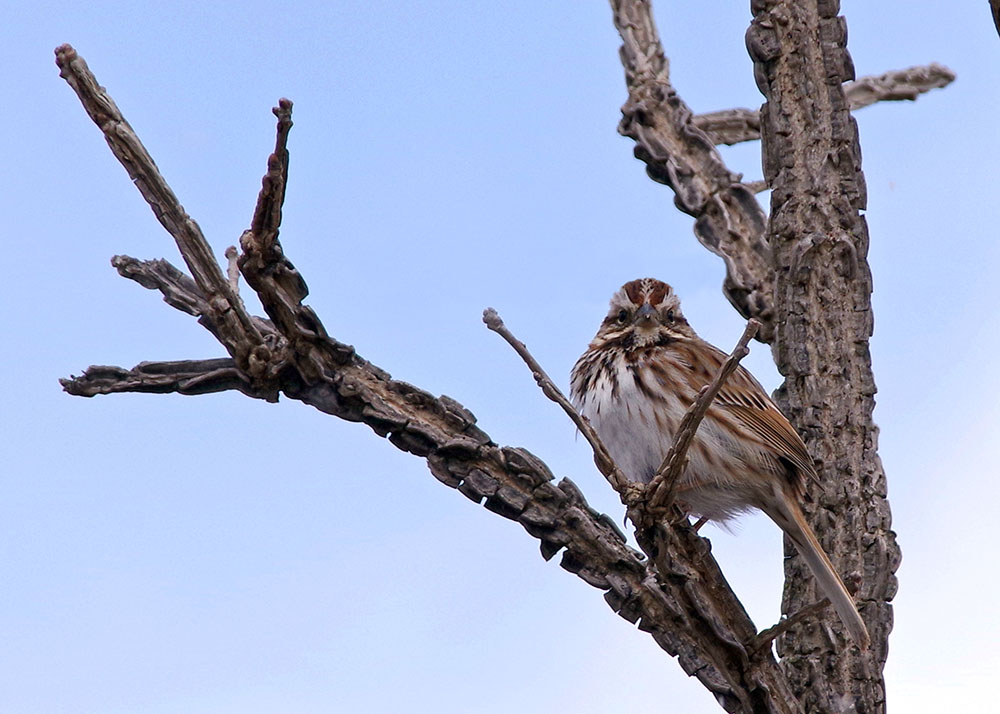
[616,309,630,323]
[667,310,675,322]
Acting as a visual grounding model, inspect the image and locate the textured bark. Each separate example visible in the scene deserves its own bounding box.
[611,0,776,342]
[694,63,954,146]
[747,1,899,711]
[606,0,918,711]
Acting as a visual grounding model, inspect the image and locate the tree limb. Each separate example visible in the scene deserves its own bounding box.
[610,0,776,342]
[237,98,344,389]
[60,359,257,398]
[54,44,265,369]
[844,63,955,109]
[111,255,208,317]
[58,43,813,714]
[483,308,636,498]
[694,63,955,146]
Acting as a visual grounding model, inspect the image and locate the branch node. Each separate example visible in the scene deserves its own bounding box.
[751,598,832,654]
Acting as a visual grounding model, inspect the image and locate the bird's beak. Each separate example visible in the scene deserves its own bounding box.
[636,303,657,326]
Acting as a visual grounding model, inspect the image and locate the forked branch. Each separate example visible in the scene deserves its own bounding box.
[55,44,265,367]
[58,43,804,714]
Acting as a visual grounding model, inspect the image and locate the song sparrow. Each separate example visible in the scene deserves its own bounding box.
[570,278,869,647]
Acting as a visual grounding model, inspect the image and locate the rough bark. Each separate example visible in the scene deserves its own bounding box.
[694,64,954,146]
[611,0,777,342]
[747,1,899,711]
[607,0,915,711]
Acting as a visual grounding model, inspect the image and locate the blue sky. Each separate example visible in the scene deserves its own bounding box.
[3,1,999,712]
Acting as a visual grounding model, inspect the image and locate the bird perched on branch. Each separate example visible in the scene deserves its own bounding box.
[570,278,869,648]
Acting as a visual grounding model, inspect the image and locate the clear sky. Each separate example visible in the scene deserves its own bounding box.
[3,2,999,712]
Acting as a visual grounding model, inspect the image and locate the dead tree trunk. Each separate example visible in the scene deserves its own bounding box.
[611,0,937,707]
[747,2,898,709]
[56,0,946,710]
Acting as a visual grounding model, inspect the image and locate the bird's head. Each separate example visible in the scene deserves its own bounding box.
[593,278,695,349]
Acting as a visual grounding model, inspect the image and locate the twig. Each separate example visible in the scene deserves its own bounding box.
[482,308,639,502]
[54,44,264,365]
[236,99,341,383]
[751,598,832,653]
[111,255,208,318]
[249,98,293,250]
[646,319,760,510]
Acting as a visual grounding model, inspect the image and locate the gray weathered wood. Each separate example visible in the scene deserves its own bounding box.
[694,63,954,146]
[747,1,899,711]
[611,0,776,342]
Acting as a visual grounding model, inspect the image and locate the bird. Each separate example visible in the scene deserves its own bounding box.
[570,277,869,647]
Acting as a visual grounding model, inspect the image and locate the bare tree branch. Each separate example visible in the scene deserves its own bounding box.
[225,246,240,294]
[57,44,815,714]
[692,108,761,149]
[54,44,265,368]
[236,98,344,390]
[611,0,776,342]
[845,63,955,109]
[60,359,256,398]
[694,63,955,145]
[111,255,208,317]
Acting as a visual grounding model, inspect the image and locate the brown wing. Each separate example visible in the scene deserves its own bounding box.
[715,366,819,486]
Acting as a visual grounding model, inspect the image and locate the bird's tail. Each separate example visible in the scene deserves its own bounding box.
[763,492,870,648]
